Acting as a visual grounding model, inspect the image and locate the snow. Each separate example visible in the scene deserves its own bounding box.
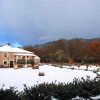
[63,65,100,72]
[0,45,33,54]
[72,96,85,100]
[90,95,100,100]
[14,53,35,56]
[0,65,96,91]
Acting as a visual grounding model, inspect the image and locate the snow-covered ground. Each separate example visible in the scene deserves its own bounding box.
[90,95,100,100]
[63,65,100,72]
[0,65,97,91]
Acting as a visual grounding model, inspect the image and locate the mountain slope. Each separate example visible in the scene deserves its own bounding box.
[33,38,100,48]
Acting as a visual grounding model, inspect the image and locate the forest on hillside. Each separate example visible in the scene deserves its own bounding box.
[24,38,100,64]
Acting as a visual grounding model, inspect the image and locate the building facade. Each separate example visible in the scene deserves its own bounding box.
[0,45,40,68]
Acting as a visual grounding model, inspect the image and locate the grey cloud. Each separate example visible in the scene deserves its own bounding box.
[0,0,100,46]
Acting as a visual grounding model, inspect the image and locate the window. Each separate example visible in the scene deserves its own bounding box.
[4,53,7,58]
[4,61,7,65]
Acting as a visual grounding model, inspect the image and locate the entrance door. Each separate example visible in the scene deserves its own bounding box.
[10,61,13,68]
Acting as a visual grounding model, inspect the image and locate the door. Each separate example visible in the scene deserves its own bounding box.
[10,61,13,68]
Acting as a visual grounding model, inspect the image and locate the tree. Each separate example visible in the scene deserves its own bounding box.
[87,41,100,63]
[55,49,64,66]
[54,39,66,51]
[67,39,86,62]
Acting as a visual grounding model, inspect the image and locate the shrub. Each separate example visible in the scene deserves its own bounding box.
[0,87,21,100]
[27,60,34,64]
[0,78,100,100]
[17,59,26,64]
[22,78,100,100]
[22,84,51,100]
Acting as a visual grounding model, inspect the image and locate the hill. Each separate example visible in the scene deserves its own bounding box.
[34,38,100,48]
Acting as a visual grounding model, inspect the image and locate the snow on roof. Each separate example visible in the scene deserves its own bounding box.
[0,45,33,54]
[14,53,36,56]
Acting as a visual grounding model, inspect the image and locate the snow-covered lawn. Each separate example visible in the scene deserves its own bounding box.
[63,65,100,71]
[0,65,96,91]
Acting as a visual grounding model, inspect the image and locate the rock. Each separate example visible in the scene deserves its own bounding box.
[38,72,45,76]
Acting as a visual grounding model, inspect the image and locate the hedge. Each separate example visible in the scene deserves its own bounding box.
[0,78,100,100]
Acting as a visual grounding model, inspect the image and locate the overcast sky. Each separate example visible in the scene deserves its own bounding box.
[0,0,100,46]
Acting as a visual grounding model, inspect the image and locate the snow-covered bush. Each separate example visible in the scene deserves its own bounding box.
[72,96,85,100]
[0,87,21,100]
[22,78,100,100]
[0,78,100,100]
